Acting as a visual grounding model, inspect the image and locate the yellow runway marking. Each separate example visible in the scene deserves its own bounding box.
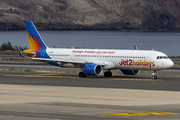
[108,78,163,81]
[101,112,180,116]
[94,110,108,112]
[1,74,78,79]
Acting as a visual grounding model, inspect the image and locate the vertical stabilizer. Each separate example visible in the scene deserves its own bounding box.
[26,21,48,50]
[24,21,50,58]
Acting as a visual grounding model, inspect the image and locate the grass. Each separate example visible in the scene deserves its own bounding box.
[72,71,76,74]
[1,68,22,72]
[9,68,16,72]
[0,51,19,55]
[24,68,34,72]
[0,68,34,73]
[0,58,39,62]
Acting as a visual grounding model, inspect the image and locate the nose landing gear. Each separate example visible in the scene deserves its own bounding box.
[152,71,157,79]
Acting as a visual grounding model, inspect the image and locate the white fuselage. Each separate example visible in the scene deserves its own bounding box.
[45,48,174,70]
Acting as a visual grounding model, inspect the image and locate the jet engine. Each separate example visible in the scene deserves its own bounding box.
[121,70,140,75]
[83,64,103,76]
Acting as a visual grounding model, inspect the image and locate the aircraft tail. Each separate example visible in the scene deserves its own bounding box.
[26,21,48,50]
[23,21,49,58]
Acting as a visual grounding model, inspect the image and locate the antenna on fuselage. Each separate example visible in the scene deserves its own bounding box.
[97,43,99,49]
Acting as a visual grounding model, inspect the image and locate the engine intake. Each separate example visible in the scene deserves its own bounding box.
[121,70,140,75]
[83,64,103,76]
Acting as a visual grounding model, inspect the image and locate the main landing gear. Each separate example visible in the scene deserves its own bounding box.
[79,72,87,77]
[104,70,112,77]
[152,70,157,79]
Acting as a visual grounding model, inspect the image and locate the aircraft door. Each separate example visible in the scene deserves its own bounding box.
[96,53,102,60]
[146,53,153,62]
[71,54,75,60]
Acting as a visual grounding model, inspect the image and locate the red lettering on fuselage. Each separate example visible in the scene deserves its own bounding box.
[119,59,155,68]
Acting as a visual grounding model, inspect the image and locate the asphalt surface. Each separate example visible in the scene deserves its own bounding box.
[0,59,180,120]
[0,102,179,120]
[0,60,180,91]
[0,71,180,120]
[0,72,180,91]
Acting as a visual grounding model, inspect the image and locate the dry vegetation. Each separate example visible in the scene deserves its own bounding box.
[0,0,180,30]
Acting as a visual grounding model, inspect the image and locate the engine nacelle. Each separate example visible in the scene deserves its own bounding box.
[83,64,103,76]
[121,70,140,75]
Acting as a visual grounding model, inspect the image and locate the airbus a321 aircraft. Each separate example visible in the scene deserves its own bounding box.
[16,21,174,79]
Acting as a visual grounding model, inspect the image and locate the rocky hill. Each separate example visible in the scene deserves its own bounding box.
[0,0,180,30]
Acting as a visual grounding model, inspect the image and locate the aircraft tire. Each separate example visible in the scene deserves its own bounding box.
[79,72,87,77]
[104,71,112,77]
[152,75,157,79]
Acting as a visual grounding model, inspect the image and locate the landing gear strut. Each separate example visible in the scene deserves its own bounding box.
[152,70,157,79]
[104,70,112,77]
[79,72,87,77]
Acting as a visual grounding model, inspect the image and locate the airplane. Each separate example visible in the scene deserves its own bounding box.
[16,21,174,79]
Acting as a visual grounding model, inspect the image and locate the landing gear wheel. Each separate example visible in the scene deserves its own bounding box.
[79,72,87,77]
[152,75,157,79]
[152,71,157,79]
[104,71,112,77]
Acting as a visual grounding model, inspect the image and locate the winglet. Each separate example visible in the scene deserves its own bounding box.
[15,46,24,57]
[134,45,138,50]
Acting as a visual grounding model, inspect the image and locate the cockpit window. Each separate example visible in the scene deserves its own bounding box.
[163,56,168,59]
[156,56,169,59]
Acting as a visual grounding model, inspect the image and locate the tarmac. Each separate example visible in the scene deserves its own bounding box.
[0,61,180,120]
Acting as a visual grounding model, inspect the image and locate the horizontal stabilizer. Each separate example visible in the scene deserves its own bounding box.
[15,46,24,57]
[22,52,36,57]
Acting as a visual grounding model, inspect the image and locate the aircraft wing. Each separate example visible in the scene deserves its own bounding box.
[32,58,86,64]
[32,57,106,66]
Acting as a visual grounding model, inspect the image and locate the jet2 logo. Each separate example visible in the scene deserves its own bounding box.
[119,59,155,68]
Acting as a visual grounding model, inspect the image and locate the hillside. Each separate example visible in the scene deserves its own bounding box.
[0,0,180,30]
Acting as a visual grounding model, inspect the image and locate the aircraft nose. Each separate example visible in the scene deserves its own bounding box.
[167,60,174,68]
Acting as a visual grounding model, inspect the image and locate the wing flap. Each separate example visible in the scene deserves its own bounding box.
[31,58,107,67]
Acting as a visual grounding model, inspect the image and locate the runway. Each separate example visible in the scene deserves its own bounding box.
[0,60,180,119]
[0,84,180,120]
[0,72,180,91]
